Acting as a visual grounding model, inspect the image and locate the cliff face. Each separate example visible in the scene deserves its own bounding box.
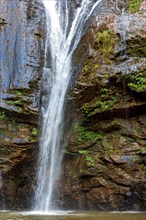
[60,0,146,211]
[0,0,45,210]
[0,0,146,211]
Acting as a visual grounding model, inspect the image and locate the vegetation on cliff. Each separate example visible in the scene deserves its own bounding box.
[62,0,146,211]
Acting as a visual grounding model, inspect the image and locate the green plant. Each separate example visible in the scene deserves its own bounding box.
[64,150,75,155]
[81,89,119,118]
[78,150,95,166]
[0,130,4,135]
[6,99,22,105]
[74,124,102,144]
[81,103,89,115]
[31,128,38,136]
[86,155,95,166]
[82,63,99,77]
[100,88,109,94]
[17,106,23,112]
[140,147,146,154]
[91,64,99,73]
[127,0,143,13]
[93,94,118,114]
[141,164,146,172]
[95,29,115,59]
[127,72,146,92]
[0,111,6,119]
[79,169,86,175]
[82,65,89,73]
[15,91,23,96]
[101,139,119,155]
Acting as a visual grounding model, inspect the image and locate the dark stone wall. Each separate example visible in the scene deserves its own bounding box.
[0,0,45,210]
[59,0,146,211]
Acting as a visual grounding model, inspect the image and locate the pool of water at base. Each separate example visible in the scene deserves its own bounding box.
[0,211,146,220]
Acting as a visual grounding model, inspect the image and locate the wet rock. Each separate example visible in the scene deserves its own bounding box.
[0,0,45,117]
[61,0,146,211]
[0,0,44,210]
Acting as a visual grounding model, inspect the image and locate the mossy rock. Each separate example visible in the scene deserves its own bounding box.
[73,123,102,144]
[126,36,146,58]
[94,29,118,61]
[80,87,120,118]
[126,0,143,13]
[126,71,146,92]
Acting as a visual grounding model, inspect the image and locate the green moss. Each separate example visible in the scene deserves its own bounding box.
[95,29,115,60]
[78,150,89,154]
[74,124,102,144]
[5,98,24,113]
[127,72,146,92]
[6,99,22,105]
[86,155,95,166]
[141,164,146,172]
[81,88,119,118]
[127,37,146,57]
[140,147,146,155]
[100,88,110,94]
[17,106,23,113]
[82,63,99,80]
[95,97,117,112]
[0,147,11,154]
[9,88,30,96]
[101,139,110,151]
[0,111,6,119]
[78,150,95,166]
[127,0,143,13]
[31,128,38,137]
[81,103,90,115]
[101,139,120,155]
[79,169,86,175]
[0,130,4,135]
[5,90,33,114]
[14,91,23,96]
[82,65,89,73]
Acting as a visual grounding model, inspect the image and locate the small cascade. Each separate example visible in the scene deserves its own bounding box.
[119,8,127,57]
[34,0,102,213]
[114,0,121,13]
[0,171,5,210]
[118,8,131,134]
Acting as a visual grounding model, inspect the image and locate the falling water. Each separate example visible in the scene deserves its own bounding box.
[118,8,131,134]
[119,8,127,56]
[34,0,102,212]
[114,0,121,13]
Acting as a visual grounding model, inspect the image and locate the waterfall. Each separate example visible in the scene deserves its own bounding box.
[118,8,131,134]
[119,8,127,56]
[34,0,102,212]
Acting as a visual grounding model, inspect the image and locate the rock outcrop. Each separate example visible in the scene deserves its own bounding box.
[59,0,146,211]
[0,0,45,210]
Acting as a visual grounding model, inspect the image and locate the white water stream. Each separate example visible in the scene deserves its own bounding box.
[34,0,102,212]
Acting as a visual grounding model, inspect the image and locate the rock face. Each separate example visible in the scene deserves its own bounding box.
[59,0,146,211]
[0,0,146,212]
[0,0,45,210]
